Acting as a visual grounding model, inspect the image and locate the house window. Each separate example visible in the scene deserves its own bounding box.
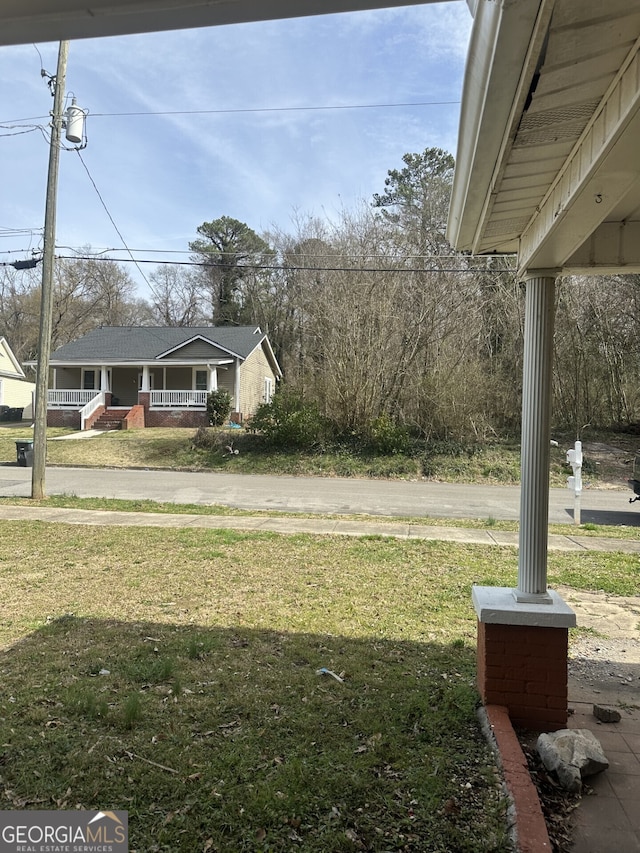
[195,370,208,391]
[264,377,273,403]
[82,369,96,390]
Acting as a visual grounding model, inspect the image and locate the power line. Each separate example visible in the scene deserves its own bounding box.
[88,100,461,118]
[74,149,152,290]
[54,244,517,263]
[0,99,459,126]
[0,125,41,138]
[54,252,515,276]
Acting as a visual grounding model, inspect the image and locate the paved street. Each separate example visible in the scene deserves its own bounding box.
[0,464,638,527]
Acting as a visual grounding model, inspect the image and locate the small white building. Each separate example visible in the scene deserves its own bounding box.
[0,337,34,420]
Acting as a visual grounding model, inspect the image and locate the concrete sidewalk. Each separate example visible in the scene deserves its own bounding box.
[3,502,640,554]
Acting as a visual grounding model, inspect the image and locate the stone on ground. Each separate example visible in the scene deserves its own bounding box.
[537,729,609,793]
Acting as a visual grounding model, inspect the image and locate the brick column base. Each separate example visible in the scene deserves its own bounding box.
[477,620,568,731]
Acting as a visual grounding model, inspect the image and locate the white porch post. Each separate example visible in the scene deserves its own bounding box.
[209,366,218,392]
[100,366,110,392]
[233,358,241,412]
[472,268,575,731]
[515,270,557,603]
[141,365,150,392]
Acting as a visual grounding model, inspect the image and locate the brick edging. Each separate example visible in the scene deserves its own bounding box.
[479,704,552,853]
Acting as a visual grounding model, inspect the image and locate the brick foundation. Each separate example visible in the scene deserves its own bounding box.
[47,410,81,430]
[123,405,145,429]
[145,410,208,428]
[477,620,569,731]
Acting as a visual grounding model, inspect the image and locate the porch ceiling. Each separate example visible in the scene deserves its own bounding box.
[0,0,450,45]
[447,0,640,277]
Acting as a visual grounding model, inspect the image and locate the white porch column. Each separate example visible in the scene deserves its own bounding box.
[100,366,110,392]
[141,365,150,392]
[233,358,241,412]
[209,366,218,392]
[515,270,558,603]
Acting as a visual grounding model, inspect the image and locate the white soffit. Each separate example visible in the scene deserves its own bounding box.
[448,0,640,276]
[0,0,449,45]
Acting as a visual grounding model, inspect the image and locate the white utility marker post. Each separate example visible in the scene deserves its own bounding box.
[566,440,583,525]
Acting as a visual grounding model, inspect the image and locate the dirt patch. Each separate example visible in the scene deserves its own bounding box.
[557,584,640,705]
[581,440,638,490]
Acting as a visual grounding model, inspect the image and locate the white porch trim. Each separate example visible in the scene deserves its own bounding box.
[149,390,207,408]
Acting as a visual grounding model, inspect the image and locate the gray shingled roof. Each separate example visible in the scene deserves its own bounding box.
[49,326,268,363]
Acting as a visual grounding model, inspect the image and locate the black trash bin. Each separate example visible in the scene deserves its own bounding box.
[15,440,34,467]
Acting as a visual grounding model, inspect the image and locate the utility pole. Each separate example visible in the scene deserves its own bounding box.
[32,40,69,500]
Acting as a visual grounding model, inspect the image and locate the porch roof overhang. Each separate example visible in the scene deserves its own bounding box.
[447,0,640,279]
[32,359,235,369]
[0,0,452,46]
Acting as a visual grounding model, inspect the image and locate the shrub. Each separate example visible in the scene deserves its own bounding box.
[366,414,411,455]
[249,387,331,449]
[207,389,232,426]
[191,426,218,450]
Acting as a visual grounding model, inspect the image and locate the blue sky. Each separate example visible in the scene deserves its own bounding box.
[0,2,472,288]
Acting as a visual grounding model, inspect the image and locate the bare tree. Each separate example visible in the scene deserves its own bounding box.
[0,266,41,360]
[148,264,204,326]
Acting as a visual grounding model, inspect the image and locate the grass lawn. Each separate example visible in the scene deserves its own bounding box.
[0,523,519,853]
[0,426,638,849]
[1,522,638,851]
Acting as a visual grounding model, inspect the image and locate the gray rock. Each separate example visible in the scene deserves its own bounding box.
[537,729,609,793]
[593,704,622,723]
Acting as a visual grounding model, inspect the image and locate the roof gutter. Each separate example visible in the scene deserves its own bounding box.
[447,0,546,252]
[28,359,235,368]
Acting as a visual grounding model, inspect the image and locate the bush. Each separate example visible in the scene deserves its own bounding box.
[249,387,331,449]
[191,426,218,450]
[365,414,411,455]
[207,389,232,426]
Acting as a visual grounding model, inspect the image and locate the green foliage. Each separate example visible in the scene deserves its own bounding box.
[122,692,143,729]
[249,386,331,449]
[65,686,109,721]
[189,216,272,325]
[372,146,455,254]
[365,414,411,455]
[206,389,232,426]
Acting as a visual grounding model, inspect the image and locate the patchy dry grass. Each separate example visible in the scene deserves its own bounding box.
[1,520,638,850]
[0,522,522,852]
[0,425,636,849]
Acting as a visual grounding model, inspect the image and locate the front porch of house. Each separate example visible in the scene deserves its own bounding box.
[46,362,239,430]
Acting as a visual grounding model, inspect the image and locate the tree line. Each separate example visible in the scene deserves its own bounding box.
[3,148,640,441]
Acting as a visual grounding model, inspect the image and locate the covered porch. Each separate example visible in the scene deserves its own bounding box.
[47,360,238,430]
[448,0,640,730]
